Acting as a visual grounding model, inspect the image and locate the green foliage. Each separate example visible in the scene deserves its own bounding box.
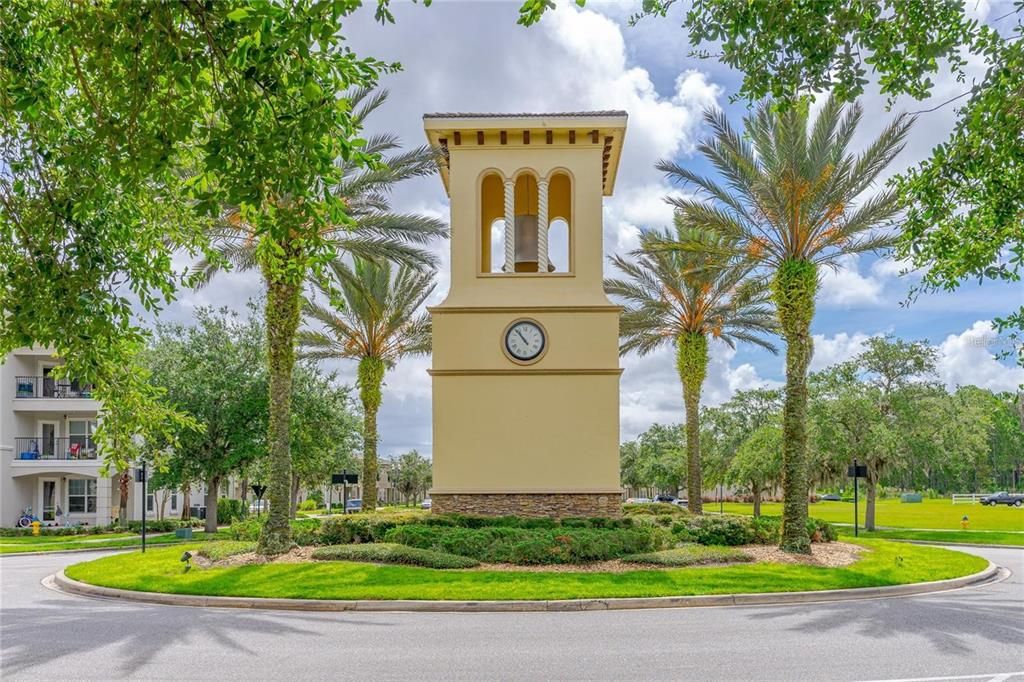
[217,499,248,526]
[622,502,688,517]
[895,37,1024,341]
[384,525,667,565]
[671,514,835,546]
[392,450,432,503]
[622,544,753,567]
[519,1,991,104]
[312,543,480,569]
[298,500,320,511]
[228,517,322,546]
[318,513,425,545]
[197,542,257,562]
[726,422,783,512]
[0,1,400,471]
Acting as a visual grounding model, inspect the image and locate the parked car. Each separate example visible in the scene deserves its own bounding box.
[673,499,688,508]
[625,497,652,504]
[652,494,679,504]
[248,500,269,513]
[980,491,1024,507]
[421,498,432,510]
[819,493,842,501]
[345,498,362,513]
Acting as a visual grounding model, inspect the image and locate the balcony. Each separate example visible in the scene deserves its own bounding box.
[15,376,94,399]
[14,437,98,461]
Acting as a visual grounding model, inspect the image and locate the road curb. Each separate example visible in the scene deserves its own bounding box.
[52,561,999,613]
[892,539,1023,550]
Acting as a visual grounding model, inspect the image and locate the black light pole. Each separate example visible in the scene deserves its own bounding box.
[853,458,859,538]
[719,483,724,514]
[135,461,148,553]
[342,469,349,514]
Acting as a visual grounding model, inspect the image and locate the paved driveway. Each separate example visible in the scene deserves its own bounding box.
[1,546,1021,681]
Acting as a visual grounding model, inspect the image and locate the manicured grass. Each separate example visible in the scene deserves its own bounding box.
[64,539,987,601]
[710,499,1024,531]
[0,532,138,544]
[0,531,228,554]
[837,526,1024,546]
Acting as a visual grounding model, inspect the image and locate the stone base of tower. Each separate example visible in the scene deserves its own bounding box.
[430,492,622,518]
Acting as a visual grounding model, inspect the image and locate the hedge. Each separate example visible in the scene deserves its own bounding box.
[383,524,668,564]
[672,515,836,546]
[312,543,480,569]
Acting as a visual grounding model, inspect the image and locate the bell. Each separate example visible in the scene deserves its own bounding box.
[514,214,539,272]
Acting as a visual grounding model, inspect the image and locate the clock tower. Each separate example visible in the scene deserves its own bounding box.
[424,112,627,518]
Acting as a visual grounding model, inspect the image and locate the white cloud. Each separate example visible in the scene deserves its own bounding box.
[619,339,780,439]
[819,254,884,306]
[810,331,875,371]
[937,320,1024,392]
[870,256,919,280]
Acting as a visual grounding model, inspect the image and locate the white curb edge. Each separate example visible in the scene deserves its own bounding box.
[52,561,999,613]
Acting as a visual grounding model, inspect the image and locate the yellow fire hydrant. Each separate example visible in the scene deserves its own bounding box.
[961,515,970,530]
[31,520,41,536]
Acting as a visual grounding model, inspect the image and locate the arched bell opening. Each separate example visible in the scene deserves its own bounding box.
[547,172,572,272]
[480,172,504,273]
[512,173,543,273]
[548,218,569,272]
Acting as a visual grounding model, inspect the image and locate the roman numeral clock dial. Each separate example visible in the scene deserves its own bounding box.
[503,320,546,363]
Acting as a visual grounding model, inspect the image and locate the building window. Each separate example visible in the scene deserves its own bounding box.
[68,420,97,457]
[68,479,97,513]
[170,493,178,512]
[146,494,154,512]
[220,480,230,497]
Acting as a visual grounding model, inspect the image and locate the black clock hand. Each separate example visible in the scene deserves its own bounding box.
[516,329,529,345]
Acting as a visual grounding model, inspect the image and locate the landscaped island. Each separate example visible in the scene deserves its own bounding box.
[63,507,988,602]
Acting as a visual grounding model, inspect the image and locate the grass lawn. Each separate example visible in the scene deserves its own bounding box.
[0,531,229,554]
[836,526,1024,547]
[710,499,1024,531]
[64,539,987,601]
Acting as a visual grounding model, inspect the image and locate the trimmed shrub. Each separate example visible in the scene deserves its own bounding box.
[312,543,479,569]
[227,517,322,545]
[196,541,256,561]
[623,502,688,516]
[297,499,319,511]
[672,515,755,546]
[384,524,667,564]
[622,544,753,567]
[807,517,838,542]
[318,513,424,545]
[217,498,248,525]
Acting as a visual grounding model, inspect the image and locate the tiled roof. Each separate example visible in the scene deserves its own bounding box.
[423,111,627,119]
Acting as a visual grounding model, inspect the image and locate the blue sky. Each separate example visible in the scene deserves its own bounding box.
[161,0,1023,457]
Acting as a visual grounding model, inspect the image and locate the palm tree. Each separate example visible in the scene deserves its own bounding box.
[195,88,446,553]
[297,257,435,513]
[655,97,912,551]
[606,220,777,514]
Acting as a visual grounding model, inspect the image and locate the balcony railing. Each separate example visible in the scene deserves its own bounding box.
[14,376,94,399]
[14,437,98,460]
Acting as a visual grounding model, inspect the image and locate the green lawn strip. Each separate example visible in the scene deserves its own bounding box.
[0,531,229,554]
[837,527,1024,546]
[0,532,139,544]
[710,500,1024,531]
[64,539,986,601]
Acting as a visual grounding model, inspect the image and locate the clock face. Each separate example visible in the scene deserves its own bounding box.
[504,320,546,363]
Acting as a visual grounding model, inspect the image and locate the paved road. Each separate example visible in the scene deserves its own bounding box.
[2,546,1022,681]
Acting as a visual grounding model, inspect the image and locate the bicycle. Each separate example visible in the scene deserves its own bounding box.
[17,507,40,528]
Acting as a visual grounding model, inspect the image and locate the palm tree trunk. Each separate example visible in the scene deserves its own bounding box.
[204,474,219,535]
[118,470,130,527]
[677,333,708,515]
[773,259,818,554]
[257,273,302,555]
[752,485,761,518]
[865,470,878,531]
[359,356,386,513]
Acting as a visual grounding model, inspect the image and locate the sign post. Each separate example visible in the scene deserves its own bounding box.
[135,461,148,552]
[847,460,867,537]
[331,471,358,513]
[250,484,267,517]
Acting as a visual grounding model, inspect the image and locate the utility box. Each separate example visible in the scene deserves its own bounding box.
[900,493,923,503]
[174,527,193,539]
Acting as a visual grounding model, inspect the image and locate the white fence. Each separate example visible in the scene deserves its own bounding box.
[951,493,988,504]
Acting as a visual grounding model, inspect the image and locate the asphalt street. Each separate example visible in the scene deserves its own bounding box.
[1,546,1022,681]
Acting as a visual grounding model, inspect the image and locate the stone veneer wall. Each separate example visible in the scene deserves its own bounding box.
[430,493,621,518]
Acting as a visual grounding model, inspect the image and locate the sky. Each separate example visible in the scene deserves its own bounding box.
[155,0,1023,458]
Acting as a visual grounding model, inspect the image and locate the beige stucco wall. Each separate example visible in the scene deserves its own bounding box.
[427,114,626,499]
